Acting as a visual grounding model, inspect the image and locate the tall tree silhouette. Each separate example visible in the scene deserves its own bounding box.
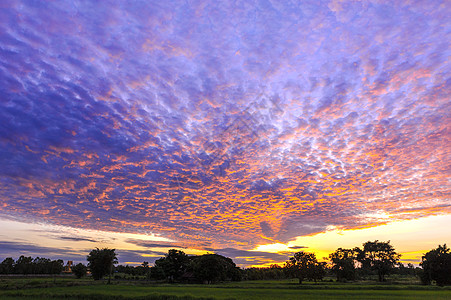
[329,248,356,281]
[153,249,189,282]
[420,244,451,286]
[285,251,326,284]
[355,240,400,282]
[87,248,117,282]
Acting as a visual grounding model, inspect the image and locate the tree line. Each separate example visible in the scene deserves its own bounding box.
[1,241,450,286]
[0,256,64,275]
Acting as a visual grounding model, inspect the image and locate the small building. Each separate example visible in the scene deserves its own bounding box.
[63,261,73,273]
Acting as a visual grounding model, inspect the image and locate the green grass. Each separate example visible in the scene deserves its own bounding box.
[0,276,96,290]
[1,278,450,300]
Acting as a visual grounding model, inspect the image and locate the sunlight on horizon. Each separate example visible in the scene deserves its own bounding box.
[253,214,451,265]
[2,214,449,266]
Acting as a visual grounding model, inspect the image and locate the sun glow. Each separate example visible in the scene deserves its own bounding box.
[253,243,291,253]
[252,214,451,265]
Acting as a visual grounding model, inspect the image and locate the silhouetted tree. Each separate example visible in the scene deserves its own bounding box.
[407,263,416,276]
[0,256,63,275]
[15,256,33,274]
[32,257,49,274]
[153,249,189,282]
[190,254,241,283]
[50,259,64,274]
[140,261,150,279]
[72,263,88,278]
[242,266,287,280]
[329,248,356,281]
[355,240,400,282]
[285,251,326,284]
[311,261,327,282]
[149,263,166,280]
[87,248,117,282]
[420,244,451,286]
[0,257,15,274]
[115,264,137,276]
[247,265,287,280]
[267,264,287,279]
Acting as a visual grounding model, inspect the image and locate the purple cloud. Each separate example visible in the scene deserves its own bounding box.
[0,0,449,262]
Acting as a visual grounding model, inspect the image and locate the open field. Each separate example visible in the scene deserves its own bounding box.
[1,278,451,300]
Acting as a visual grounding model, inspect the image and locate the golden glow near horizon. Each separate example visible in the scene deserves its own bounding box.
[1,214,449,267]
[252,214,451,266]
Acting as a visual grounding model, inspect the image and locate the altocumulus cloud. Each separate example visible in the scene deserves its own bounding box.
[0,1,449,253]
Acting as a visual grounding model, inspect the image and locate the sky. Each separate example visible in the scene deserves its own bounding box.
[0,0,449,267]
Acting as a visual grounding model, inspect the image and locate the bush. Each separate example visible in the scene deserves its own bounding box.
[72,263,88,279]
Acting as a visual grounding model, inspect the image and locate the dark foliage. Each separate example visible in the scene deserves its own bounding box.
[116,262,149,276]
[355,240,400,282]
[420,244,451,286]
[87,248,118,281]
[285,251,326,284]
[329,248,356,282]
[151,249,189,282]
[0,257,15,274]
[147,250,242,283]
[242,264,287,280]
[189,253,241,283]
[0,256,63,275]
[72,263,88,278]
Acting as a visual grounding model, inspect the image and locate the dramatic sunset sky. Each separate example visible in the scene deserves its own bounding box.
[0,1,449,267]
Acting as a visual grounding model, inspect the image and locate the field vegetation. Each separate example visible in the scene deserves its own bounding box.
[1,277,450,299]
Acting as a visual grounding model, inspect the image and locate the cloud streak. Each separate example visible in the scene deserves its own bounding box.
[0,241,86,262]
[57,236,97,243]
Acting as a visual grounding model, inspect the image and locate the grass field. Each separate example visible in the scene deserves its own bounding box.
[1,277,450,299]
